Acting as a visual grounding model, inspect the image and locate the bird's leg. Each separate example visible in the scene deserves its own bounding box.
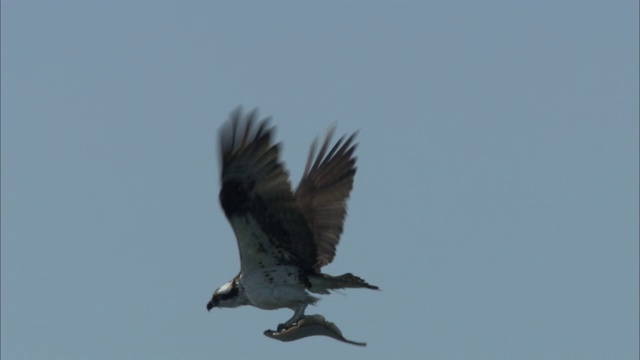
[277,304,308,332]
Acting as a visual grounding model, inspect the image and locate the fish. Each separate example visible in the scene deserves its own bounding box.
[263,314,367,347]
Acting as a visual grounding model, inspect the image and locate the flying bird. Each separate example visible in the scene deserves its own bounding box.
[207,108,378,331]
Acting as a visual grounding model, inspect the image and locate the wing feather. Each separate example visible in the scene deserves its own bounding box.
[295,127,358,271]
[218,107,317,273]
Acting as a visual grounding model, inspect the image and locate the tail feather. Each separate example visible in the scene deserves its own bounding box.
[308,273,379,294]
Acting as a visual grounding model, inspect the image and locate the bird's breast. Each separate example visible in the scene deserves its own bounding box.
[242,267,309,310]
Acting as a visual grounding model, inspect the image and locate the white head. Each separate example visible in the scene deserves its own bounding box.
[207,276,249,311]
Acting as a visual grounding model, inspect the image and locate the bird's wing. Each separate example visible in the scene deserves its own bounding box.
[295,126,358,271]
[218,108,317,275]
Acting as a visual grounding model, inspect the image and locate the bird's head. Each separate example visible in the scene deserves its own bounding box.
[207,277,249,311]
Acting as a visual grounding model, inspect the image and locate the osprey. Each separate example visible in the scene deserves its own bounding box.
[207,108,378,331]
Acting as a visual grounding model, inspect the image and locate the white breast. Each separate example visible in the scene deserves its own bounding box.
[241,267,311,310]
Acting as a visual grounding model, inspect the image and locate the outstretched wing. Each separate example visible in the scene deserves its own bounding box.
[295,127,358,271]
[218,108,317,275]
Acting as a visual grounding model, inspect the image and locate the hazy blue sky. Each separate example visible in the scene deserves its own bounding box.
[2,1,638,359]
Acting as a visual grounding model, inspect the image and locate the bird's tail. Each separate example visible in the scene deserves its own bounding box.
[308,273,379,294]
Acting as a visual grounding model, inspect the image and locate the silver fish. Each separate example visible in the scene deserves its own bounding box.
[263,314,367,346]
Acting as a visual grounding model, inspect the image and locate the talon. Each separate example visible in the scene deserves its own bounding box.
[277,323,287,332]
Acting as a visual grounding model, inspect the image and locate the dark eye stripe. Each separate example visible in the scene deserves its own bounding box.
[219,285,239,301]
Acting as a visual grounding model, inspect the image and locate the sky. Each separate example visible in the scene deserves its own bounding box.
[1,1,638,359]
